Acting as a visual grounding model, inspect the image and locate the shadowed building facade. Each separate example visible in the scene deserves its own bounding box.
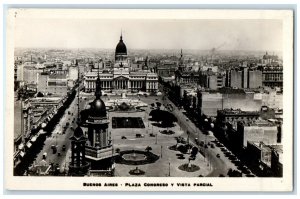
[84,70,118,175]
[68,126,90,176]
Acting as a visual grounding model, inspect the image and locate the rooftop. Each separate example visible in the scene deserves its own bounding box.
[242,119,277,127]
[218,108,260,116]
[48,73,67,79]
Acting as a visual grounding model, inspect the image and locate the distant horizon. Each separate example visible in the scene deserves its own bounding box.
[14,17,283,52]
[14,47,282,54]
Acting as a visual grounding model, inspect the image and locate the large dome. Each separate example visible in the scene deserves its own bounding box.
[89,98,107,118]
[73,126,84,138]
[115,35,127,55]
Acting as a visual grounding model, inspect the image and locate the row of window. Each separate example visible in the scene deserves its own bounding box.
[263,74,283,81]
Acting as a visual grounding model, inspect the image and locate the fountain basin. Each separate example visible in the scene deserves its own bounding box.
[122,153,147,161]
[115,150,159,165]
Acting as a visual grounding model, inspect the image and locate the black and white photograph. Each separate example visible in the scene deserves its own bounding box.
[5,8,294,191]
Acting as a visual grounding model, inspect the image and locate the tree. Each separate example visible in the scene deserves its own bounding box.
[177,144,188,154]
[183,90,188,109]
[145,146,152,152]
[156,102,162,109]
[150,109,177,127]
[149,109,162,122]
[191,146,199,157]
[192,96,197,113]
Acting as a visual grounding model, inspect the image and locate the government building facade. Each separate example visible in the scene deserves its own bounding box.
[84,34,159,93]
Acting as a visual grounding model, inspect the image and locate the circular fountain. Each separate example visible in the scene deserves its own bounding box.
[122,150,147,161]
[116,150,159,165]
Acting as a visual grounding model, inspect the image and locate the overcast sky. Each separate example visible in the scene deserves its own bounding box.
[14,18,282,51]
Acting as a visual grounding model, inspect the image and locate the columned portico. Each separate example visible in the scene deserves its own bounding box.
[83,34,159,93]
[113,76,129,90]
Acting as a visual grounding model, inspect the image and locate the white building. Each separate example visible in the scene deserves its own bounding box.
[84,34,158,93]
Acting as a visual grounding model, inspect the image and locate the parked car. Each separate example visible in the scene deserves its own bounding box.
[136,134,144,138]
[199,141,204,147]
[121,136,127,139]
[216,154,220,158]
[52,146,57,154]
[42,152,47,159]
[62,145,66,151]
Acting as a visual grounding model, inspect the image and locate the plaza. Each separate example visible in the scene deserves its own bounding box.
[106,95,211,177]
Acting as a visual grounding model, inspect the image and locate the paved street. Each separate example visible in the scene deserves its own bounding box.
[34,92,88,172]
[158,94,239,176]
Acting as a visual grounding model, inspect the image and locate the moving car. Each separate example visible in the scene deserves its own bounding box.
[52,145,57,154]
[216,154,220,158]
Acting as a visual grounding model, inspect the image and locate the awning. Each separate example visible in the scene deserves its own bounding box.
[20,151,25,157]
[41,123,47,128]
[18,143,24,150]
[39,129,46,135]
[31,135,38,142]
[26,142,32,148]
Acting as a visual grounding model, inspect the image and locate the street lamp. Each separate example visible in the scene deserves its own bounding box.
[168,162,171,177]
[207,153,209,167]
[160,145,163,158]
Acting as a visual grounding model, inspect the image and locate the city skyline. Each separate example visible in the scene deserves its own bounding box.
[14,18,282,51]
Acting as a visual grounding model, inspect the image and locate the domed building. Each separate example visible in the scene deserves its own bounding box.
[84,33,159,93]
[115,34,127,62]
[84,70,117,175]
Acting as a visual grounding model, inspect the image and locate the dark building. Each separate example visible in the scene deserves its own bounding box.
[262,65,283,88]
[84,70,117,175]
[156,60,177,77]
[175,70,200,85]
[271,147,283,177]
[213,109,262,153]
[115,33,127,62]
[69,126,90,176]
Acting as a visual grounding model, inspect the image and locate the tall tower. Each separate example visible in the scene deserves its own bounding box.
[84,68,116,175]
[178,49,184,72]
[69,61,90,176]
